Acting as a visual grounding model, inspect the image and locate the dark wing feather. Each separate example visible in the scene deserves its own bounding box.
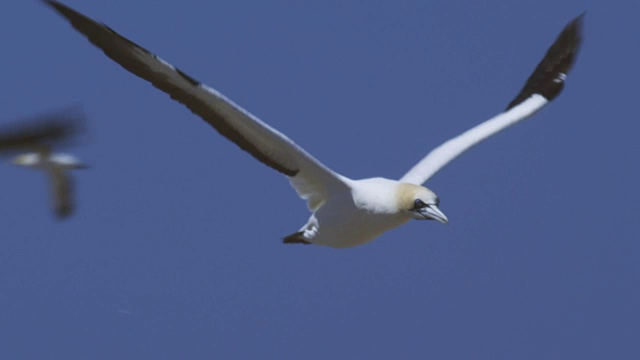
[506,14,584,110]
[46,0,301,176]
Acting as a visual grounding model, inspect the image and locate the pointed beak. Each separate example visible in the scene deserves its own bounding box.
[420,204,449,224]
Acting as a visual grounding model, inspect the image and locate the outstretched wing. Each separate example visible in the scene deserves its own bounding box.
[0,106,84,154]
[400,15,583,185]
[46,1,350,211]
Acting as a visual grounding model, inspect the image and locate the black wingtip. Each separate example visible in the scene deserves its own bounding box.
[44,0,103,35]
[43,0,74,18]
[505,14,584,110]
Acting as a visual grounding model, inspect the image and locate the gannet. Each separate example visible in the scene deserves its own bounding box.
[46,1,583,247]
[1,107,87,218]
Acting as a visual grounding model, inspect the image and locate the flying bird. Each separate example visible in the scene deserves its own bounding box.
[1,107,87,218]
[45,1,583,247]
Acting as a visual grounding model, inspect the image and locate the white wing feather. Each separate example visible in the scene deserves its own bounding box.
[400,95,547,185]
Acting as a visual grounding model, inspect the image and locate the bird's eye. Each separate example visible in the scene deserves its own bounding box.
[413,199,426,210]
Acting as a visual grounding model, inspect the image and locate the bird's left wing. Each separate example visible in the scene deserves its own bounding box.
[400,14,583,185]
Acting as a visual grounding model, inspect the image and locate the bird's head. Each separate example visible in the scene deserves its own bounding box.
[397,183,448,224]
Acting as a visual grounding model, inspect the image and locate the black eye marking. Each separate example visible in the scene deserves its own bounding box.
[413,199,426,210]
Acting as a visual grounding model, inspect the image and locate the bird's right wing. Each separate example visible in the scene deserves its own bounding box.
[46,1,350,211]
[400,15,583,185]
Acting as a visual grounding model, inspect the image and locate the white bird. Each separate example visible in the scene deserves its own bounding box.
[1,107,87,218]
[46,1,583,247]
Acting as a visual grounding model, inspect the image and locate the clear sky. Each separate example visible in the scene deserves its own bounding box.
[2,0,639,358]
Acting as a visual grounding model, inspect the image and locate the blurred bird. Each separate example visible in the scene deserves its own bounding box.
[0,107,86,218]
[46,1,583,247]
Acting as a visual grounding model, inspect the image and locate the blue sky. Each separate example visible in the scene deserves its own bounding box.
[2,0,639,358]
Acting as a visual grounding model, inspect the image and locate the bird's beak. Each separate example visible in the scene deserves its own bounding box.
[420,204,448,224]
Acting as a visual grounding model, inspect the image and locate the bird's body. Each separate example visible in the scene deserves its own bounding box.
[290,178,435,248]
[0,107,86,218]
[46,1,583,247]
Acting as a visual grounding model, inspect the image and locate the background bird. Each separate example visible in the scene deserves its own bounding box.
[0,106,87,218]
